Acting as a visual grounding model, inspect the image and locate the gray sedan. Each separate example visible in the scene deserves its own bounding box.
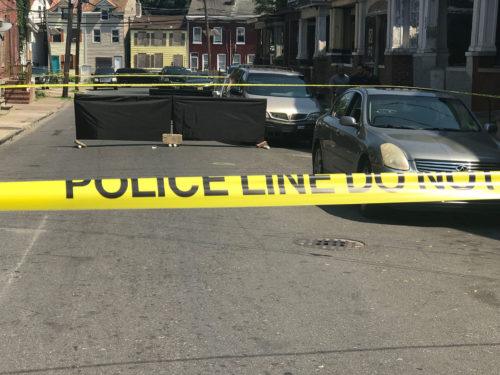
[312,88,500,214]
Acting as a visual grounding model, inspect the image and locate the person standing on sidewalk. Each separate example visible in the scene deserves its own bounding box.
[329,64,350,109]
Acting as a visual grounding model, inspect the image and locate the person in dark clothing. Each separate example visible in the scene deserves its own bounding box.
[349,64,369,86]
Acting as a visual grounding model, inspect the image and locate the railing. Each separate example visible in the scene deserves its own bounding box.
[8,64,32,84]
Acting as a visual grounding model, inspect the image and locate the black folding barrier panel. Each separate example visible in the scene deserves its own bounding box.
[74,94,172,141]
[172,97,266,143]
[149,88,213,97]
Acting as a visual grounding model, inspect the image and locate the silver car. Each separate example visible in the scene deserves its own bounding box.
[312,88,500,214]
[225,65,322,140]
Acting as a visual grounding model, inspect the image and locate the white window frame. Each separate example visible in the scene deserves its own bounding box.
[111,29,119,43]
[93,29,101,43]
[247,54,255,64]
[193,27,202,44]
[100,9,109,21]
[236,27,245,45]
[213,27,222,44]
[232,54,241,65]
[217,53,226,71]
[190,52,199,71]
[202,54,209,71]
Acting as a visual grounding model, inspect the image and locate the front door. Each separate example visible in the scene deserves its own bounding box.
[51,56,60,73]
[113,56,122,70]
[173,55,183,67]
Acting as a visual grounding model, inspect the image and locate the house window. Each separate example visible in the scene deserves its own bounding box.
[52,29,63,43]
[112,29,119,43]
[169,31,185,46]
[236,27,245,44]
[232,54,241,65]
[190,53,199,71]
[71,28,79,43]
[217,54,226,71]
[101,9,109,21]
[93,29,101,43]
[202,54,208,71]
[213,27,222,44]
[193,27,202,44]
[247,54,255,64]
[135,53,148,68]
[135,32,149,46]
[154,53,163,68]
[152,31,166,46]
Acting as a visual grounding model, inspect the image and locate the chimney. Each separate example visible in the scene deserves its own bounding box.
[136,2,142,18]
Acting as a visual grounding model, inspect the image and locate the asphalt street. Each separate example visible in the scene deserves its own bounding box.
[0,89,499,374]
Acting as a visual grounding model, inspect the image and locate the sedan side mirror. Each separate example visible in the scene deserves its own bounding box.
[340,116,358,127]
[485,123,498,134]
[229,86,243,96]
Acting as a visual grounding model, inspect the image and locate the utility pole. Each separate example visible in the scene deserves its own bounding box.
[74,0,82,91]
[203,0,211,72]
[62,0,74,98]
[44,2,52,74]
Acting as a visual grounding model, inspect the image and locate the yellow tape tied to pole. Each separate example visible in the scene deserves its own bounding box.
[1,172,499,211]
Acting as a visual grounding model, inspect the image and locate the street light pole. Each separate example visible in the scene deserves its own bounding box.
[62,0,74,98]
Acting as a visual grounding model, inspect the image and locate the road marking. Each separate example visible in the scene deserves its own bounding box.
[0,215,48,299]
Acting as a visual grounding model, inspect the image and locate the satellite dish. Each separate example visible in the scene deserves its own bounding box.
[0,20,13,33]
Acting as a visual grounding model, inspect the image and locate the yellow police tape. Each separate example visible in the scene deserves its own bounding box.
[1,172,499,211]
[3,82,500,99]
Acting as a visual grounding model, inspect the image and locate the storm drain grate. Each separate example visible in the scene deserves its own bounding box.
[295,238,365,250]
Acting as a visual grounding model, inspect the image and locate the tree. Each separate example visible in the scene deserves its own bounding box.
[253,0,287,15]
[139,0,191,15]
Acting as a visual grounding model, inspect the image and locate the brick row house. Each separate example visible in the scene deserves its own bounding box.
[255,0,500,112]
[48,0,137,75]
[0,0,19,81]
[186,0,258,72]
[130,15,188,69]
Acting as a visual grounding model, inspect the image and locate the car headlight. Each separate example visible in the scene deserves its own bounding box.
[162,77,170,83]
[266,112,270,119]
[380,143,410,171]
[307,112,321,120]
[112,77,117,83]
[93,78,99,83]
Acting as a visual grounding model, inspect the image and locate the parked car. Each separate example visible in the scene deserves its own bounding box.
[92,67,117,90]
[312,87,500,215]
[225,65,322,141]
[31,66,49,87]
[182,72,213,95]
[115,68,159,85]
[159,66,192,86]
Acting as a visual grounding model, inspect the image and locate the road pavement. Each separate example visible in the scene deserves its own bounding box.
[0,96,499,374]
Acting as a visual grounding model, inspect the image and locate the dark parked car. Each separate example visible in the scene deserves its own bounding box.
[92,67,117,90]
[159,66,191,85]
[32,66,49,87]
[116,68,159,85]
[312,87,500,215]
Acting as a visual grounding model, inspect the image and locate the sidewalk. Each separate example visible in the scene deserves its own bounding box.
[0,88,76,145]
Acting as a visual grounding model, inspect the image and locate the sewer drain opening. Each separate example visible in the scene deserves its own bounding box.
[295,238,365,250]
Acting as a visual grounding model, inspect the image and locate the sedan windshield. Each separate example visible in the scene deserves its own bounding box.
[368,95,481,132]
[246,74,312,98]
[94,68,115,75]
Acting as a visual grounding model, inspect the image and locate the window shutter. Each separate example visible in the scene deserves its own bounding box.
[134,33,137,46]
[79,31,82,42]
[169,33,173,47]
[61,30,64,42]
[72,54,76,69]
[50,34,53,42]
[162,33,167,46]
[146,33,151,46]
[155,53,163,68]
[181,33,185,46]
[133,54,137,68]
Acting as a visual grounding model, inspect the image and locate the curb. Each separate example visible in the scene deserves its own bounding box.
[0,100,72,145]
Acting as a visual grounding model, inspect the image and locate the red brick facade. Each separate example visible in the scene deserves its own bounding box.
[187,21,257,72]
[0,0,19,79]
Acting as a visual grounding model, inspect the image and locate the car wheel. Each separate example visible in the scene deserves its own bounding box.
[93,87,97,91]
[359,161,386,219]
[312,144,324,174]
[114,87,118,90]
